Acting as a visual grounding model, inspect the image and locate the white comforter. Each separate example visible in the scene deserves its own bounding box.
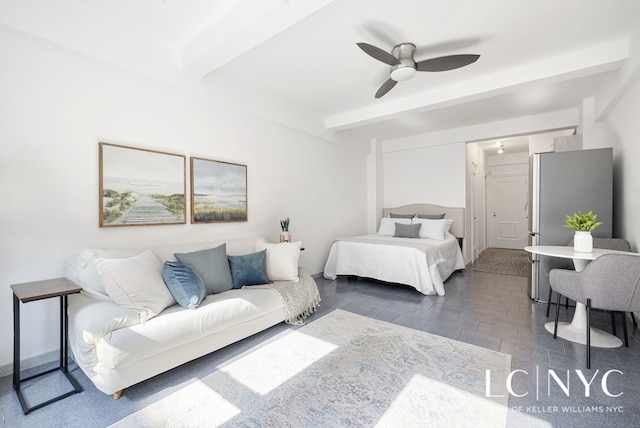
[323,233,465,295]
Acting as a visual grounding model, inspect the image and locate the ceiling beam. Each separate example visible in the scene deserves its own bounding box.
[325,40,629,132]
[180,0,336,77]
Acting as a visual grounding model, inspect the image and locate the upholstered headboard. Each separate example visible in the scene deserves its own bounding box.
[382,204,465,239]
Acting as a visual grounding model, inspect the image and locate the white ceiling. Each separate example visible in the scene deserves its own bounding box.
[2,0,640,143]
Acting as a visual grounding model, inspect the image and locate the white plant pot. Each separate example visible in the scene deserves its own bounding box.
[573,231,593,253]
[280,231,291,243]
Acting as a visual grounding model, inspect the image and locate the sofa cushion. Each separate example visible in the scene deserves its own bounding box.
[254,240,302,282]
[162,261,207,309]
[174,244,233,294]
[95,288,284,369]
[228,250,269,288]
[95,249,176,322]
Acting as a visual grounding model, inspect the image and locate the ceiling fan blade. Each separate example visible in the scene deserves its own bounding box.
[375,78,397,98]
[416,54,480,72]
[357,42,400,66]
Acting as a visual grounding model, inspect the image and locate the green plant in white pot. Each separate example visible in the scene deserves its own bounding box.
[280,217,291,242]
[564,211,603,252]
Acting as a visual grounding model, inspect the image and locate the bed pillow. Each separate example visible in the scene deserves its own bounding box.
[416,213,446,219]
[378,217,411,236]
[174,244,233,294]
[162,261,207,309]
[389,213,415,219]
[254,240,302,282]
[228,250,269,288]
[95,249,176,322]
[394,222,421,238]
[411,218,446,240]
[444,218,454,233]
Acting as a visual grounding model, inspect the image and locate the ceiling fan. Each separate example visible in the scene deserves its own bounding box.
[356,42,480,98]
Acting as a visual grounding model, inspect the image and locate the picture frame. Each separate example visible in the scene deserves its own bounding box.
[190,157,247,223]
[99,142,186,227]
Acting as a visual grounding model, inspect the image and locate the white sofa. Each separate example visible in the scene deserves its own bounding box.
[64,237,317,399]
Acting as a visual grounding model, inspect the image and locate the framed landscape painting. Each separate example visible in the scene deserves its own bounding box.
[191,157,247,223]
[99,142,186,227]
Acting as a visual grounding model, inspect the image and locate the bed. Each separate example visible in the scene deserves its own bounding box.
[323,204,465,295]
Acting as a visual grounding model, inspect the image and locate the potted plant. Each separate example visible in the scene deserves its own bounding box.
[564,210,603,252]
[280,217,291,242]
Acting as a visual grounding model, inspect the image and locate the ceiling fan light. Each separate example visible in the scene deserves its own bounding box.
[390,66,416,82]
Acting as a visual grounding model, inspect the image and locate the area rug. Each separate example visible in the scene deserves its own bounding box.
[110,309,511,428]
[472,248,530,277]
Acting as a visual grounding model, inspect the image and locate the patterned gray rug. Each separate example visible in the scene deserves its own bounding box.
[472,248,530,277]
[111,309,510,427]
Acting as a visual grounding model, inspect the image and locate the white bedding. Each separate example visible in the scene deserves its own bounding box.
[323,232,465,295]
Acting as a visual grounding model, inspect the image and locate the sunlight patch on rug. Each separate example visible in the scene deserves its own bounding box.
[219,331,338,395]
[111,309,511,428]
[377,374,508,427]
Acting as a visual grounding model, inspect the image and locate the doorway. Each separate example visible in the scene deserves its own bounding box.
[487,173,529,249]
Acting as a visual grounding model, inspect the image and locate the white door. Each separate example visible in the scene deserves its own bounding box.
[488,173,528,249]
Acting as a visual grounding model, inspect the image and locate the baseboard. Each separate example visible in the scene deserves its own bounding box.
[0,350,58,378]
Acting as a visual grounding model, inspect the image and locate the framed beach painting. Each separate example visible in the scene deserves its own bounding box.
[99,142,186,227]
[190,157,247,223]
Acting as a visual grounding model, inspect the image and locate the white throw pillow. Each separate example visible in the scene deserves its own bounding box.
[254,240,302,281]
[65,248,144,299]
[377,217,411,236]
[95,249,176,321]
[411,218,446,240]
[444,218,454,233]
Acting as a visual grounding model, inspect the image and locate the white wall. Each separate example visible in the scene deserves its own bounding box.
[465,142,488,261]
[382,142,467,258]
[606,71,640,250]
[0,27,368,371]
[383,142,466,208]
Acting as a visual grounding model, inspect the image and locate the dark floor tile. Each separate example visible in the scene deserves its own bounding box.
[3,269,640,428]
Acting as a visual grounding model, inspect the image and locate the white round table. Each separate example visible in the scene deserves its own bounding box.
[524,245,638,348]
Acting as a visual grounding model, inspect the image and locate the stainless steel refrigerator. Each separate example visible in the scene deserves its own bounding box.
[528,148,613,301]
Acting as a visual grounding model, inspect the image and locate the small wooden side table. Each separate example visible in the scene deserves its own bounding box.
[11,277,83,414]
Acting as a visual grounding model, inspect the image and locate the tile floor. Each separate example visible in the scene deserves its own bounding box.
[1,267,639,427]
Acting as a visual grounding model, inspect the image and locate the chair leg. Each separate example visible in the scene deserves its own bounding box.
[564,297,569,309]
[632,312,638,328]
[621,312,629,347]
[586,299,591,370]
[554,291,562,339]
[611,311,617,336]
[546,287,553,318]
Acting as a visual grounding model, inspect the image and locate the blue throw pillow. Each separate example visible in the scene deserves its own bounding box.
[174,244,233,294]
[228,250,269,288]
[162,261,207,309]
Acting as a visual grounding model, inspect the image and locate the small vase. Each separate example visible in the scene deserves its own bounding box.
[280,231,291,243]
[574,231,593,252]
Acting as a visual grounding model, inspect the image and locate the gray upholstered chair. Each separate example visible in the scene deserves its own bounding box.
[549,253,640,368]
[544,238,633,321]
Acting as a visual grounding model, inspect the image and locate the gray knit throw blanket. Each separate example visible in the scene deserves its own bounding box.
[247,268,321,325]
